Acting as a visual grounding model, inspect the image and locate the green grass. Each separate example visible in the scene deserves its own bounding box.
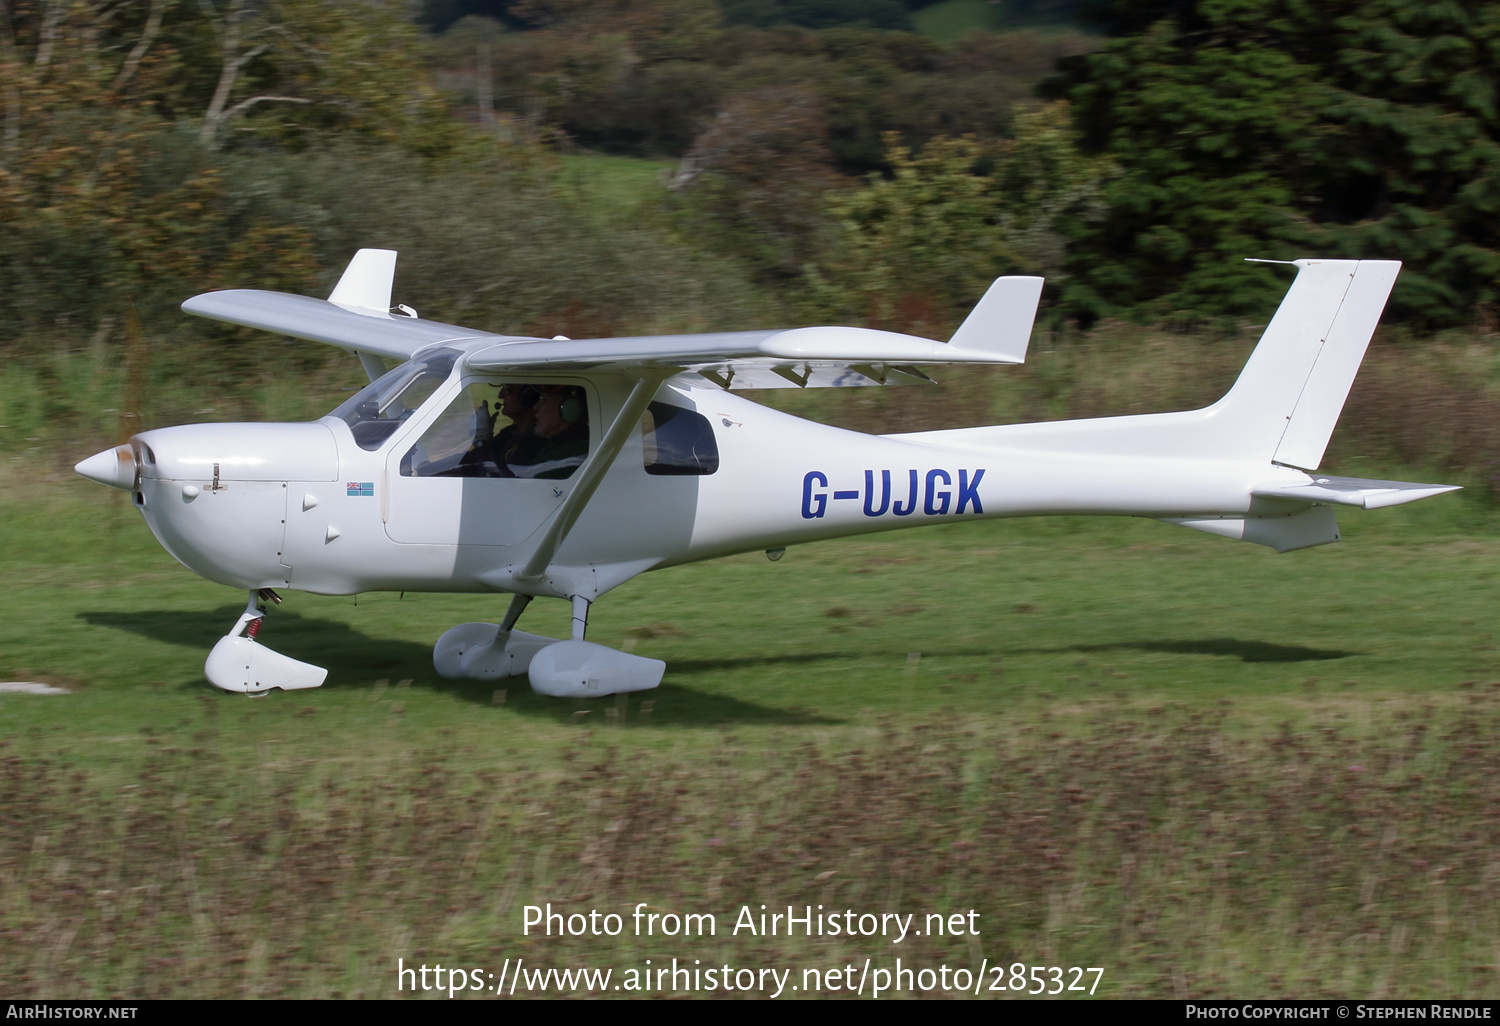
[4,476,1495,758]
[4,476,1499,997]
[557,154,675,222]
[4,404,1499,997]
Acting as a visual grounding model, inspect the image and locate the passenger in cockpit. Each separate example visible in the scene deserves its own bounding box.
[512,385,588,479]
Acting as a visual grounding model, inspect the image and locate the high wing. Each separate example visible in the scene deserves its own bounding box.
[182,249,1044,388]
[182,289,498,361]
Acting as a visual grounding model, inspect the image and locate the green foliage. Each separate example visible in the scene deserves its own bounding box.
[1,137,777,428]
[1049,0,1500,326]
[647,30,1098,282]
[911,0,1007,41]
[0,0,466,344]
[0,0,777,398]
[819,133,1015,332]
[472,9,1096,165]
[420,0,530,32]
[0,117,324,342]
[813,102,1109,332]
[664,84,841,280]
[720,0,916,31]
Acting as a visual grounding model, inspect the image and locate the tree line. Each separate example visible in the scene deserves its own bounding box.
[1,0,1495,366]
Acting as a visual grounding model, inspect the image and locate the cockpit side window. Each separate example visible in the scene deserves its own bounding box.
[400,381,591,479]
[331,348,460,451]
[640,401,719,476]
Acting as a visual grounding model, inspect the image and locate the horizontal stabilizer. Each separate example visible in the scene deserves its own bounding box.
[1253,475,1461,510]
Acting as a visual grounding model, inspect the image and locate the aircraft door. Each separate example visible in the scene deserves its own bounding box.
[384,379,589,547]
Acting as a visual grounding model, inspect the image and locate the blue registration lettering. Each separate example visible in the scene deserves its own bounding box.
[892,469,918,516]
[863,470,890,516]
[956,469,984,514]
[801,471,828,519]
[924,469,952,515]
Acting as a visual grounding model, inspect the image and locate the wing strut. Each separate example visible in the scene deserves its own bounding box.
[516,372,672,581]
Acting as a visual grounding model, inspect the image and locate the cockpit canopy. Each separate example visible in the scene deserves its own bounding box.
[329,349,718,480]
[331,347,460,451]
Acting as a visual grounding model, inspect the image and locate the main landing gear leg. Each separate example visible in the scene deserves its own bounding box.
[498,593,532,643]
[570,595,590,641]
[204,589,328,696]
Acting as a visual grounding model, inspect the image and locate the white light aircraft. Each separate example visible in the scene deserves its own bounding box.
[76,252,1457,697]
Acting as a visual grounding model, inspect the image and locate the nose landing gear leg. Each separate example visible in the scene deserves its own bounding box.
[204,589,328,696]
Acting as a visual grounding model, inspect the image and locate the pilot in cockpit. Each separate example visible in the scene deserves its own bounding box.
[452,382,538,477]
[491,383,539,469]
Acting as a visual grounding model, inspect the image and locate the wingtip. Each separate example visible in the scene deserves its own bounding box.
[947,275,1043,362]
[328,249,398,313]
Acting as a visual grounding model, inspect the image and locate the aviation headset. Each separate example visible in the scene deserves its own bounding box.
[537,385,584,424]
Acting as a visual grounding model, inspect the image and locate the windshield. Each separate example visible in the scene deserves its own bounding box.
[330,348,460,451]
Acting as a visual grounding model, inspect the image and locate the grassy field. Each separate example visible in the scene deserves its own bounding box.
[3,269,1496,999]
[557,154,676,222]
[2,465,1498,998]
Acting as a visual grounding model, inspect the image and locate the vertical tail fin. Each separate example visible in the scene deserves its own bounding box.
[890,257,1400,466]
[1216,259,1400,469]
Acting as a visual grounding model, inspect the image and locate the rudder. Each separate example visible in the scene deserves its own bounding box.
[1271,261,1400,469]
[1217,259,1400,469]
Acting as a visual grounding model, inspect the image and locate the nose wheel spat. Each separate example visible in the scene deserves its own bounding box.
[204,589,327,696]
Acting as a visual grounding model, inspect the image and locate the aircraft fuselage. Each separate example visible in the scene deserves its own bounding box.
[127,374,1315,606]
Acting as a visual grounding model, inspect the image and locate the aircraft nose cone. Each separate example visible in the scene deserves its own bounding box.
[75,445,137,490]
